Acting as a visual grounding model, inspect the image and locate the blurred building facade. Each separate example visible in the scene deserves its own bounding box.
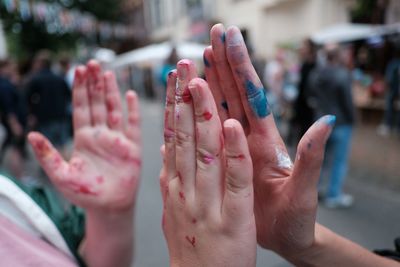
[143,0,354,58]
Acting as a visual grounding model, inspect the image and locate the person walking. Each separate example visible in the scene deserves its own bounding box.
[308,44,355,208]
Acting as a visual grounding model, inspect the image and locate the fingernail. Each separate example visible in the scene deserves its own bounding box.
[227,28,244,47]
[224,123,236,140]
[177,60,191,80]
[324,115,336,126]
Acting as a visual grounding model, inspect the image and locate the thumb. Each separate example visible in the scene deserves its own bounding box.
[290,115,335,198]
[28,132,68,184]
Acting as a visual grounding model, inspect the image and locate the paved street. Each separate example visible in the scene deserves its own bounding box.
[134,99,400,267]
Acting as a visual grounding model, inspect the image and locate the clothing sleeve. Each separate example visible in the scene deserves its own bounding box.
[0,84,17,115]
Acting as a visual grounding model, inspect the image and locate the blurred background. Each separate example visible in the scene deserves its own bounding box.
[0,0,399,266]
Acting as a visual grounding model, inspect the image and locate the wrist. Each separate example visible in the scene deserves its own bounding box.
[285,223,327,267]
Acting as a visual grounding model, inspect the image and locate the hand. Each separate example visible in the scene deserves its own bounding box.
[28,60,141,214]
[204,24,334,260]
[160,60,256,267]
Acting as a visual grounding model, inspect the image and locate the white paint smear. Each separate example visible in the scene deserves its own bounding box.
[275,147,293,169]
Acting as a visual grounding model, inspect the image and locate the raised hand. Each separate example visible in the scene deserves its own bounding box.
[160,60,256,267]
[204,24,334,260]
[28,60,141,213]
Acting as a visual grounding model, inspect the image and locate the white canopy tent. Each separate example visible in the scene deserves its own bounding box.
[111,41,207,69]
[311,23,379,44]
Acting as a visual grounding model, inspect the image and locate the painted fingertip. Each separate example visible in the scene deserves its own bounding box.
[245,80,270,118]
[323,115,336,127]
[226,26,244,47]
[203,53,211,68]
[177,59,192,80]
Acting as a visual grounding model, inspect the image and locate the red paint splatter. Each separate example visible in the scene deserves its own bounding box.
[203,111,212,120]
[233,154,245,160]
[185,236,196,247]
[192,218,197,224]
[35,139,50,157]
[179,191,186,201]
[182,87,192,103]
[96,176,104,184]
[68,181,97,196]
[106,98,115,111]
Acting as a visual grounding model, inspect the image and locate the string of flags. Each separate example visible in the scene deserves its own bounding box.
[1,0,135,39]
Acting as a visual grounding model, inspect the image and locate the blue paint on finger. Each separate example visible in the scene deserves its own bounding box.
[221,32,226,43]
[221,101,228,111]
[203,53,211,68]
[245,80,270,118]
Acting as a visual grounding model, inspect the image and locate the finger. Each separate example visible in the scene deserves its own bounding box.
[203,46,229,122]
[188,78,224,215]
[72,66,91,130]
[104,71,123,131]
[175,59,198,198]
[222,119,254,225]
[125,90,141,143]
[211,24,247,124]
[164,70,177,180]
[28,132,68,184]
[290,115,336,201]
[225,26,277,135]
[87,60,107,126]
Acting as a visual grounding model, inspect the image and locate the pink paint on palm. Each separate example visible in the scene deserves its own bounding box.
[203,154,214,164]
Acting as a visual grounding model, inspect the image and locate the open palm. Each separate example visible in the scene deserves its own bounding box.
[29,61,141,212]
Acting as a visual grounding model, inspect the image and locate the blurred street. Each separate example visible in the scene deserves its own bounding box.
[132,99,400,267]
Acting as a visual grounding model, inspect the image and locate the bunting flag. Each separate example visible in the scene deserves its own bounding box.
[1,0,135,39]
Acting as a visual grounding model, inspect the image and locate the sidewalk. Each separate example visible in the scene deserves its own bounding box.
[348,123,400,191]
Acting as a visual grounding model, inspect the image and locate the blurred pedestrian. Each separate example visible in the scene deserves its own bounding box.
[378,46,400,136]
[0,58,27,179]
[264,49,286,120]
[289,38,317,144]
[26,50,71,155]
[308,44,355,208]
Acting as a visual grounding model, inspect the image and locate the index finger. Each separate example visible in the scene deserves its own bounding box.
[225,26,277,135]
